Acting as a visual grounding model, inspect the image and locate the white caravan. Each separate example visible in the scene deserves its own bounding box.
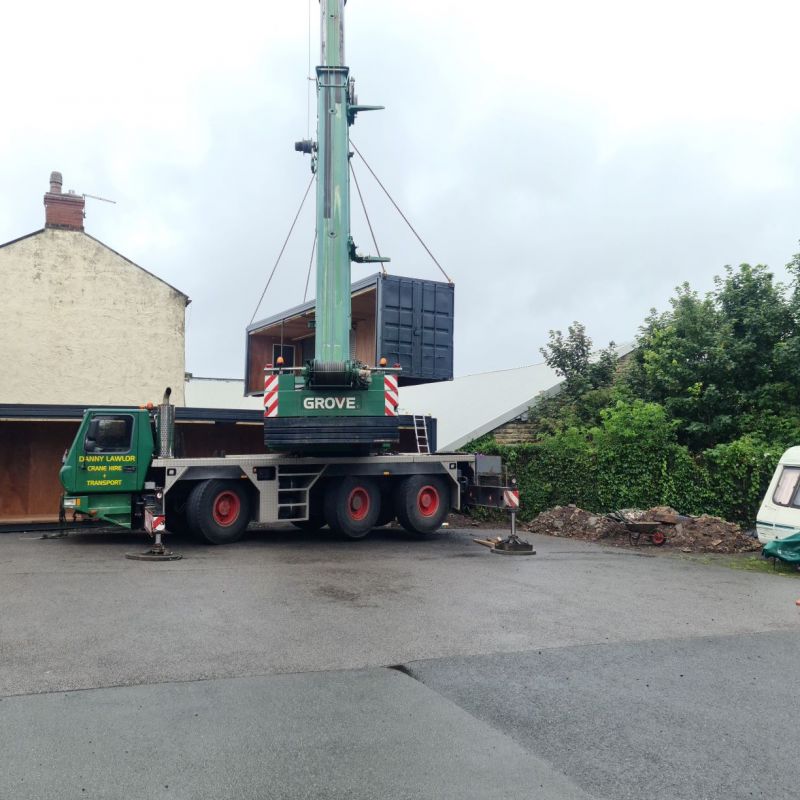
[756,446,800,543]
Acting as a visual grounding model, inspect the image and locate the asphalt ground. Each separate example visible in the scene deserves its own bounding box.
[1,525,798,799]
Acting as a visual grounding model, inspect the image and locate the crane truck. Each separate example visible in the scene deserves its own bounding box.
[58,0,519,547]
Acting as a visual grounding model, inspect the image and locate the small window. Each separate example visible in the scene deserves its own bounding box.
[772,466,800,507]
[84,415,134,454]
[273,344,295,367]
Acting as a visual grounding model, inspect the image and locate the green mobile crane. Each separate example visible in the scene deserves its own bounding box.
[58,0,518,549]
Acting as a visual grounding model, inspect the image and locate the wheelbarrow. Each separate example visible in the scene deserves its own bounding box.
[624,520,667,547]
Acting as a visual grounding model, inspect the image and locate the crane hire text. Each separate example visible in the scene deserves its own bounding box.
[79,455,137,463]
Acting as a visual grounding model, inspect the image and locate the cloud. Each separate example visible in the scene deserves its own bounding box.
[2,0,799,379]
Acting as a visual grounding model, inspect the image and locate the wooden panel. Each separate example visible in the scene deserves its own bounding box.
[246,286,379,391]
[0,420,265,524]
[0,421,79,523]
[353,316,376,365]
[247,335,273,394]
[176,422,264,458]
[247,336,298,394]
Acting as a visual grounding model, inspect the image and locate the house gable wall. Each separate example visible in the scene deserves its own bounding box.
[0,229,186,405]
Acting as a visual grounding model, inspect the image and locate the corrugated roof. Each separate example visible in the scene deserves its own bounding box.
[400,343,635,450]
[399,362,562,450]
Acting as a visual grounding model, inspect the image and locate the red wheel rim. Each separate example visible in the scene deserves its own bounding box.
[417,485,440,518]
[652,530,666,546]
[347,487,370,521]
[212,491,241,527]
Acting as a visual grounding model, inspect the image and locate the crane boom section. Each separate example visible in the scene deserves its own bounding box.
[315,0,351,362]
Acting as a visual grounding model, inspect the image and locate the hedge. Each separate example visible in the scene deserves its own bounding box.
[470,401,782,526]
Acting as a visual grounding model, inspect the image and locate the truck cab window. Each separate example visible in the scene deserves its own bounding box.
[772,466,800,506]
[84,415,134,454]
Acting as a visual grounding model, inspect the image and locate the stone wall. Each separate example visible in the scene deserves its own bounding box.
[0,229,187,405]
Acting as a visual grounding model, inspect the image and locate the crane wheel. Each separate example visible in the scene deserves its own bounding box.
[324,477,380,539]
[186,479,250,545]
[395,475,450,535]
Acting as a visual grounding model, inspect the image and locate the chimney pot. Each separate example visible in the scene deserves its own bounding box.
[44,171,85,231]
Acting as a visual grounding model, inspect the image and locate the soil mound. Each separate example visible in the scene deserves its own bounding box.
[526,504,760,553]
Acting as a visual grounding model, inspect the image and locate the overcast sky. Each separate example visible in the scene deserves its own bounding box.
[2,0,799,379]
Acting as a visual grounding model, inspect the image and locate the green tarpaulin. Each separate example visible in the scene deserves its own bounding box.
[762,532,800,564]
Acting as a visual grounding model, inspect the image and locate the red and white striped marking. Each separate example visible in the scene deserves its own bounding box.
[503,489,520,509]
[264,374,279,418]
[144,510,166,534]
[384,374,399,416]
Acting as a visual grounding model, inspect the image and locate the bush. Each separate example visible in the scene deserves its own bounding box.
[702,436,781,524]
[470,406,782,526]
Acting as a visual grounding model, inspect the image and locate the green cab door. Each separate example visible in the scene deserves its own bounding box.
[78,412,144,493]
[60,410,154,526]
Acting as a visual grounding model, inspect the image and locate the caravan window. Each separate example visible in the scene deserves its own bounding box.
[772,466,800,507]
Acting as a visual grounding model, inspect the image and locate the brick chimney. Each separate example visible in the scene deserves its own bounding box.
[44,171,85,231]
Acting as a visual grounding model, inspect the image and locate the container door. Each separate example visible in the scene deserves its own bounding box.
[378,276,454,382]
[418,280,454,380]
[380,277,415,377]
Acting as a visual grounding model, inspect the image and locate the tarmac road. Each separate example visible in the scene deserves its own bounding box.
[0,525,798,799]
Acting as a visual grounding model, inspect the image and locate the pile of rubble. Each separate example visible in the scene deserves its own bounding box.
[526,506,628,542]
[642,507,760,553]
[526,504,761,553]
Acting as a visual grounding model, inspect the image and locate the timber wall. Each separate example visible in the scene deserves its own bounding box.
[0,418,264,524]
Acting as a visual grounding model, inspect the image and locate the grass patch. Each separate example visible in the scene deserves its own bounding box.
[676,551,800,577]
[725,554,800,576]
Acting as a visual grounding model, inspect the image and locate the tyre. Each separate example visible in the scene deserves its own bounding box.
[186,479,250,545]
[395,475,450,535]
[323,477,380,539]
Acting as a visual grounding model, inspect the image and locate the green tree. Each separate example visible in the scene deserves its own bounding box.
[473,250,800,525]
[540,322,616,398]
[631,264,800,449]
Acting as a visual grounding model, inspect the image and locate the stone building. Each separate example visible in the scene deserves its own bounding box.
[0,171,192,524]
[0,171,189,406]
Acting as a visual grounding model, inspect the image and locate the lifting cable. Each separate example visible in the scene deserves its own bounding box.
[303,230,317,302]
[350,140,453,284]
[249,173,315,324]
[350,161,387,274]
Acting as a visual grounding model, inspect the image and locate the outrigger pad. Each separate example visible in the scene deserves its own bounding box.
[264,415,401,453]
[473,534,536,556]
[125,551,182,561]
